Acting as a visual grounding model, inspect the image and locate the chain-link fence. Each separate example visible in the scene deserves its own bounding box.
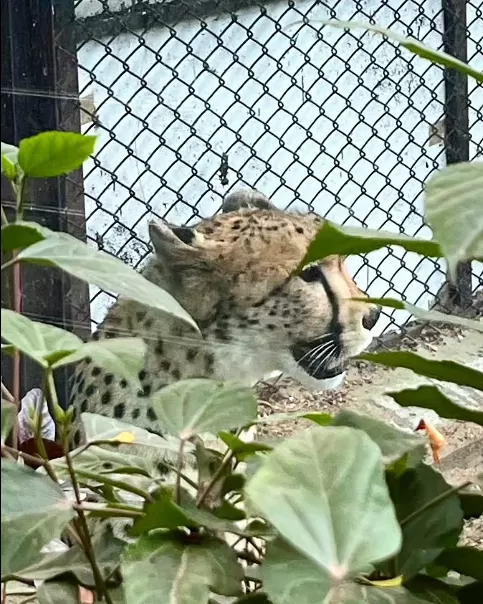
[1,0,482,398]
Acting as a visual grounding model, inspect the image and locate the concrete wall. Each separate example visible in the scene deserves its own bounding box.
[76,0,482,333]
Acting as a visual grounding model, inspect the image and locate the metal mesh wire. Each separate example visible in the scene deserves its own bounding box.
[56,0,482,337]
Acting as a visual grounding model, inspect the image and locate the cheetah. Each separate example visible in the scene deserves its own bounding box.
[69,189,381,447]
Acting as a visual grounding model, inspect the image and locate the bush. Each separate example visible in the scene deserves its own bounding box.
[1,23,482,604]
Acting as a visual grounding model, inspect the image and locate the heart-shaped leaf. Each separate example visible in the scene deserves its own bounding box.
[1,222,49,253]
[121,533,244,604]
[381,464,464,579]
[16,229,198,330]
[50,444,160,482]
[152,379,257,439]
[424,161,483,278]
[332,410,425,464]
[129,486,248,537]
[404,574,461,604]
[18,131,96,178]
[320,21,483,82]
[1,142,19,169]
[80,413,194,456]
[15,528,124,585]
[1,308,82,367]
[389,385,483,426]
[53,337,147,389]
[262,539,428,604]
[435,547,483,581]
[458,489,483,519]
[297,221,441,271]
[245,426,402,587]
[361,352,483,391]
[218,431,273,460]
[1,154,16,182]
[1,459,75,578]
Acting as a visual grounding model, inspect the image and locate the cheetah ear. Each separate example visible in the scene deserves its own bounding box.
[149,221,204,257]
[222,189,276,213]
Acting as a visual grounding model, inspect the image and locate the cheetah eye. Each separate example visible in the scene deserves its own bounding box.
[300,265,320,283]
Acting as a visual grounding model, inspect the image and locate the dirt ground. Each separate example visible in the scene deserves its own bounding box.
[256,320,483,549]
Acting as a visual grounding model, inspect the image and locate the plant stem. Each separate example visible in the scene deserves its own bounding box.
[1,257,19,271]
[75,468,153,501]
[62,432,114,604]
[34,431,60,484]
[175,438,185,504]
[16,176,27,221]
[74,502,144,518]
[48,372,113,604]
[163,463,199,491]
[1,381,14,402]
[1,205,8,225]
[401,480,472,528]
[1,444,45,468]
[196,449,235,507]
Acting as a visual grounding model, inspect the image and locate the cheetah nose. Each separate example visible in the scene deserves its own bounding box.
[362,305,382,330]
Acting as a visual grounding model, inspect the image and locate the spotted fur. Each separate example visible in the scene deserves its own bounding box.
[69,189,381,447]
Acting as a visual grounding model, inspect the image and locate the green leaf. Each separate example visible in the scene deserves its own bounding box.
[389,385,483,426]
[1,154,16,181]
[129,486,247,537]
[458,490,483,519]
[424,162,483,278]
[249,410,333,427]
[231,595,271,604]
[405,575,460,604]
[301,412,334,426]
[381,464,463,580]
[121,533,244,604]
[245,426,402,585]
[357,297,483,333]
[332,409,425,464]
[297,221,441,271]
[50,444,160,482]
[1,308,82,367]
[16,228,198,330]
[262,539,428,604]
[152,379,258,439]
[15,528,124,586]
[219,431,273,460]
[1,222,48,253]
[53,337,147,390]
[456,580,483,604]
[435,547,483,581]
[80,412,194,456]
[360,351,483,391]
[1,141,20,168]
[37,581,79,604]
[1,459,75,579]
[321,21,483,83]
[17,131,96,178]
[1,399,16,445]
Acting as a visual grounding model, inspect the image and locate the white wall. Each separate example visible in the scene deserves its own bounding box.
[76,0,482,333]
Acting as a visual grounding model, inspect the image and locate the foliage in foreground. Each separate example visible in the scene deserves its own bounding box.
[1,23,483,604]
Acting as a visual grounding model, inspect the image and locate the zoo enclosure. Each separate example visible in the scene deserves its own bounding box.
[1,0,482,403]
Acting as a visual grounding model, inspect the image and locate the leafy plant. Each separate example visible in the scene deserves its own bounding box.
[1,24,482,604]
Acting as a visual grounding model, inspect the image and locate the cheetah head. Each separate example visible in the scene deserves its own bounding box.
[146,191,381,390]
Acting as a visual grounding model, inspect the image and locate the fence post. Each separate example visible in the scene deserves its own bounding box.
[1,0,90,408]
[441,0,473,309]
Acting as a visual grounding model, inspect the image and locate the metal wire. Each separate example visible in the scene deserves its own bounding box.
[23,0,483,336]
